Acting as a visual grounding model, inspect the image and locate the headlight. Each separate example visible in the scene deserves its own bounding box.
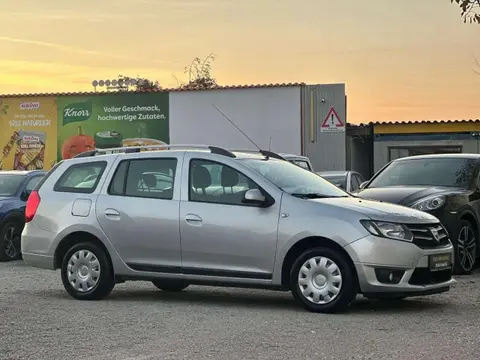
[410,195,445,211]
[360,220,414,242]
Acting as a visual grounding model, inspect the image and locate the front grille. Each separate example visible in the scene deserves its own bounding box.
[406,223,450,249]
[409,268,452,286]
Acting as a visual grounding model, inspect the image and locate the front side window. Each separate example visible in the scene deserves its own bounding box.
[54,161,106,193]
[189,159,259,205]
[0,175,25,196]
[109,158,177,200]
[368,158,478,189]
[350,175,361,191]
[242,159,348,198]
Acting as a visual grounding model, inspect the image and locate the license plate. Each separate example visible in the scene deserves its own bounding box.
[429,254,452,271]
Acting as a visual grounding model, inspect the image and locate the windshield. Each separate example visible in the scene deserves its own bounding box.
[320,175,347,189]
[368,157,477,189]
[0,174,25,196]
[241,159,348,197]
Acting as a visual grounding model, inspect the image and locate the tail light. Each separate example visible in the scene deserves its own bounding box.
[25,190,41,223]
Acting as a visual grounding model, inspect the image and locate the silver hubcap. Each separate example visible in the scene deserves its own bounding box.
[298,256,343,304]
[457,226,476,272]
[67,250,101,292]
[3,226,18,259]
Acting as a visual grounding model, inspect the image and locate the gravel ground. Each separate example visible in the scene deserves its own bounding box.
[1,261,480,360]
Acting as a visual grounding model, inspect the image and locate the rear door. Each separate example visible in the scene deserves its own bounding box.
[96,153,183,269]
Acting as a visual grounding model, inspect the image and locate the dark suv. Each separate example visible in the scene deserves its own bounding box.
[354,154,480,275]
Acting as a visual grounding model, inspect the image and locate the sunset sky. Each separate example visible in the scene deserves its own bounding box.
[1,0,479,124]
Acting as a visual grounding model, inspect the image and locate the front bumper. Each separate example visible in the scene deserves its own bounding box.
[344,234,455,296]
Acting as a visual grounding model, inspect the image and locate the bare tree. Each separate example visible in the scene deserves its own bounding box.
[452,0,480,23]
[115,53,218,92]
[182,53,218,90]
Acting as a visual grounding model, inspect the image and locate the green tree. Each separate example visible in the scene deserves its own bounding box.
[452,0,480,23]
[117,75,162,91]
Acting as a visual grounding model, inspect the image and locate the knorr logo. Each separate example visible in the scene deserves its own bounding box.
[63,100,92,125]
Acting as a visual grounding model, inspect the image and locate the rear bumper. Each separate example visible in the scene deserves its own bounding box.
[21,221,56,270]
[22,253,55,270]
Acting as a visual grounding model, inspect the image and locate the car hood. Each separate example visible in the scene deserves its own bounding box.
[354,186,465,206]
[0,197,15,202]
[311,196,439,224]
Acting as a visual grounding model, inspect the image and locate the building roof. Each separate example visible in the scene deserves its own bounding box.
[362,119,480,126]
[0,82,305,99]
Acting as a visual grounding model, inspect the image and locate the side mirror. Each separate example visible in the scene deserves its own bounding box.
[359,181,368,189]
[243,189,266,205]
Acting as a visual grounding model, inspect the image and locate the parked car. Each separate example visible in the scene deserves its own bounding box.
[317,171,365,192]
[353,153,480,275]
[0,170,46,261]
[230,150,314,171]
[279,153,313,171]
[22,145,454,313]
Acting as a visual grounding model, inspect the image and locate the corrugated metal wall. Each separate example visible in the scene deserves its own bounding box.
[301,84,346,171]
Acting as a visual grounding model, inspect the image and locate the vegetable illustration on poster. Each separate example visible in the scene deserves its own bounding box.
[56,93,169,160]
[0,97,58,170]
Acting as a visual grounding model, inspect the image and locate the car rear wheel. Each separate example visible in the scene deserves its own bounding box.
[0,221,22,262]
[290,247,358,313]
[152,280,189,292]
[61,242,115,300]
[453,220,477,275]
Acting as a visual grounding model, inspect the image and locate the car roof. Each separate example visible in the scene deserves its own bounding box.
[0,170,46,175]
[393,153,480,162]
[317,171,348,176]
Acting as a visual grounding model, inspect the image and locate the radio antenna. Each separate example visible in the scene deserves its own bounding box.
[211,104,261,150]
[269,137,272,151]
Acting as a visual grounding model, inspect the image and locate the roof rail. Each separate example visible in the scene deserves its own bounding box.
[230,149,286,161]
[73,144,236,158]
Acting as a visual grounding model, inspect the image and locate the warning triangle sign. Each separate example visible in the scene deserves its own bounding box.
[321,107,345,133]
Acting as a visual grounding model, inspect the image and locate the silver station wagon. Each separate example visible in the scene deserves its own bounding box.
[21,145,455,313]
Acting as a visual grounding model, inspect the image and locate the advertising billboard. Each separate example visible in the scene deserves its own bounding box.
[56,92,169,160]
[0,97,58,170]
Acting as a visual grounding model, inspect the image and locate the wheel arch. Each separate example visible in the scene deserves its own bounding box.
[54,231,114,274]
[2,211,24,228]
[280,236,358,289]
[458,210,478,235]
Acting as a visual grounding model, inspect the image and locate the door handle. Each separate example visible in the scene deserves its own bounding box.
[185,213,202,226]
[105,208,120,219]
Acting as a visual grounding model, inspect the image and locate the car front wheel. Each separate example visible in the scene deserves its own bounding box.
[290,247,358,313]
[453,220,477,275]
[61,242,115,300]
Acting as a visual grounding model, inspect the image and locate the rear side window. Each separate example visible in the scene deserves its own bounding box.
[34,161,64,191]
[54,161,107,194]
[108,158,177,200]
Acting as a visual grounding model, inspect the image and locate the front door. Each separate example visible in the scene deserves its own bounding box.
[96,156,182,270]
[179,156,280,279]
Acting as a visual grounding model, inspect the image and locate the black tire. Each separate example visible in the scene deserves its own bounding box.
[0,220,22,262]
[289,247,358,314]
[60,242,115,300]
[452,220,477,275]
[152,280,189,292]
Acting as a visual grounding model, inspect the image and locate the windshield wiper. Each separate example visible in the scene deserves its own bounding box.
[290,193,348,199]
